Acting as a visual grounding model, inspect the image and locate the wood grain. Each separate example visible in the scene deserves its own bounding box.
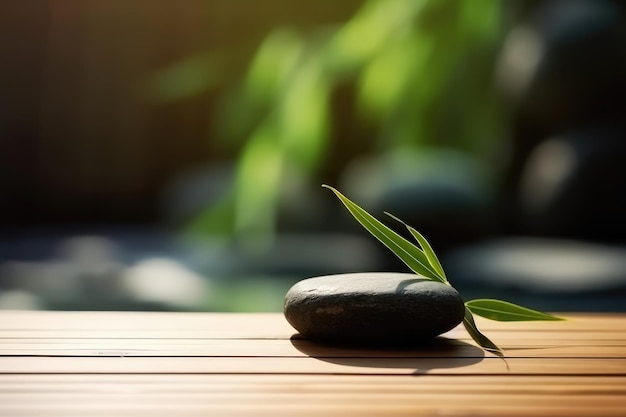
[0,311,624,416]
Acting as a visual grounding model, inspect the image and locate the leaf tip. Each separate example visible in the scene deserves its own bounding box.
[383,211,402,223]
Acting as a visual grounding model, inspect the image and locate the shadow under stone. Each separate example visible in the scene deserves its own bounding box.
[290,335,485,374]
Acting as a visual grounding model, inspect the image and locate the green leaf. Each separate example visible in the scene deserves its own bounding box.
[384,212,447,283]
[322,185,443,283]
[463,306,503,357]
[323,185,562,357]
[466,299,565,322]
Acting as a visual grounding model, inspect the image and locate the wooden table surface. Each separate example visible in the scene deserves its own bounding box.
[0,311,625,416]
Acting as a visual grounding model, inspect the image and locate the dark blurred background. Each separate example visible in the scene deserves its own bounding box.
[1,0,625,311]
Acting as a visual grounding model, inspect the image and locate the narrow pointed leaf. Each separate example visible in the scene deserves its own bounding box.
[463,306,503,357]
[322,185,442,282]
[385,212,447,282]
[466,299,565,322]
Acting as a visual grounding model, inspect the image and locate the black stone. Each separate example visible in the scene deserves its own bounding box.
[284,272,465,344]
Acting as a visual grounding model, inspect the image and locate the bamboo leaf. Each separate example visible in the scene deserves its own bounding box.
[384,212,447,283]
[466,299,565,322]
[322,185,443,282]
[323,185,562,357]
[463,306,503,357]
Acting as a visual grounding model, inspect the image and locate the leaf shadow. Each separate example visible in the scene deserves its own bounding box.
[290,335,485,375]
[395,277,431,294]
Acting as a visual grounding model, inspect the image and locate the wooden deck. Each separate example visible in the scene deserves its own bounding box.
[0,311,625,416]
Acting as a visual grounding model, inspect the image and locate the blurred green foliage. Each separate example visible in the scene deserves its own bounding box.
[153,0,504,248]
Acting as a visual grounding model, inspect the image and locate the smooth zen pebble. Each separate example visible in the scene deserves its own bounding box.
[284,272,465,344]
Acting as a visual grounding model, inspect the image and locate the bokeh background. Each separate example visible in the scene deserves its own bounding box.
[1,0,626,312]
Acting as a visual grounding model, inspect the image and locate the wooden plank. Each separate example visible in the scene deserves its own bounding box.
[1,374,624,416]
[1,356,625,375]
[0,312,294,340]
[1,374,625,416]
[2,373,625,394]
[0,382,625,416]
[1,403,624,417]
[2,313,626,347]
[0,392,624,410]
[3,329,626,345]
[0,311,292,332]
[0,338,624,358]
[0,330,292,340]
[2,311,625,335]
[0,312,625,416]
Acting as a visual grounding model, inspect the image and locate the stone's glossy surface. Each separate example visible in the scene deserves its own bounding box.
[284,272,465,344]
